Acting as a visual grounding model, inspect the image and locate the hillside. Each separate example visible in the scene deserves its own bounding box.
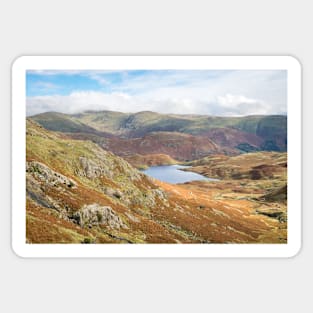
[26,119,287,243]
[198,128,263,152]
[26,119,174,243]
[31,111,114,137]
[182,152,287,224]
[184,152,287,180]
[67,130,234,161]
[31,111,287,154]
[123,153,178,169]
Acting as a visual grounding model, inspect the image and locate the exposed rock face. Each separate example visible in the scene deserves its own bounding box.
[72,204,126,229]
[103,187,123,199]
[78,154,142,181]
[76,155,168,208]
[26,174,64,212]
[26,161,128,228]
[27,161,76,188]
[26,161,77,217]
[78,156,112,179]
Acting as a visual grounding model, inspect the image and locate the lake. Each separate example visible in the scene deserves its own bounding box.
[142,164,217,184]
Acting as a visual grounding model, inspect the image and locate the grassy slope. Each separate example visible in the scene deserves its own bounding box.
[31,112,98,133]
[31,111,287,152]
[103,131,225,161]
[26,119,287,243]
[183,151,287,223]
[72,110,130,134]
[26,119,181,243]
[185,152,287,180]
[67,130,231,161]
[124,153,178,169]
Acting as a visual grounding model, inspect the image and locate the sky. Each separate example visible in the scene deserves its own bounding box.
[26,69,287,116]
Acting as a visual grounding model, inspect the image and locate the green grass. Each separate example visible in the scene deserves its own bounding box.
[31,112,101,133]
[31,111,288,153]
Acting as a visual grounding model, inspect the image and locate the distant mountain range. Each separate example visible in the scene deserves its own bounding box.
[30,110,287,162]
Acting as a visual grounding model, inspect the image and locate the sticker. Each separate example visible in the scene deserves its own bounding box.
[12,56,301,257]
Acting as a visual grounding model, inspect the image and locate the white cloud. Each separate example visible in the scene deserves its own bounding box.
[216,94,271,115]
[27,91,280,117]
[27,91,137,116]
[27,70,287,116]
[87,74,110,87]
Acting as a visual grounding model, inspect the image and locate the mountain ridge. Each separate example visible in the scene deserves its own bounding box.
[31,110,287,162]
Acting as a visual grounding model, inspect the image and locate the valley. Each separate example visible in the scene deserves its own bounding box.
[26,110,288,244]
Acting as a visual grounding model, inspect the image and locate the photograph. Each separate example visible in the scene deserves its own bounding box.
[12,56,301,257]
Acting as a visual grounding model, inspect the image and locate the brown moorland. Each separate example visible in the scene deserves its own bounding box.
[26,119,287,244]
[123,153,178,169]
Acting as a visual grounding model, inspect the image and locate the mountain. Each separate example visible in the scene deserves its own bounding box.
[66,130,232,162]
[26,119,287,243]
[103,131,228,161]
[73,110,195,138]
[30,111,287,164]
[30,111,113,136]
[196,128,263,152]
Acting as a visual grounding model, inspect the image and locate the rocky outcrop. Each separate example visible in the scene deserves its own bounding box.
[77,154,142,181]
[26,161,77,216]
[78,156,112,179]
[26,174,64,212]
[27,161,76,188]
[76,155,168,209]
[72,204,126,229]
[26,162,127,229]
